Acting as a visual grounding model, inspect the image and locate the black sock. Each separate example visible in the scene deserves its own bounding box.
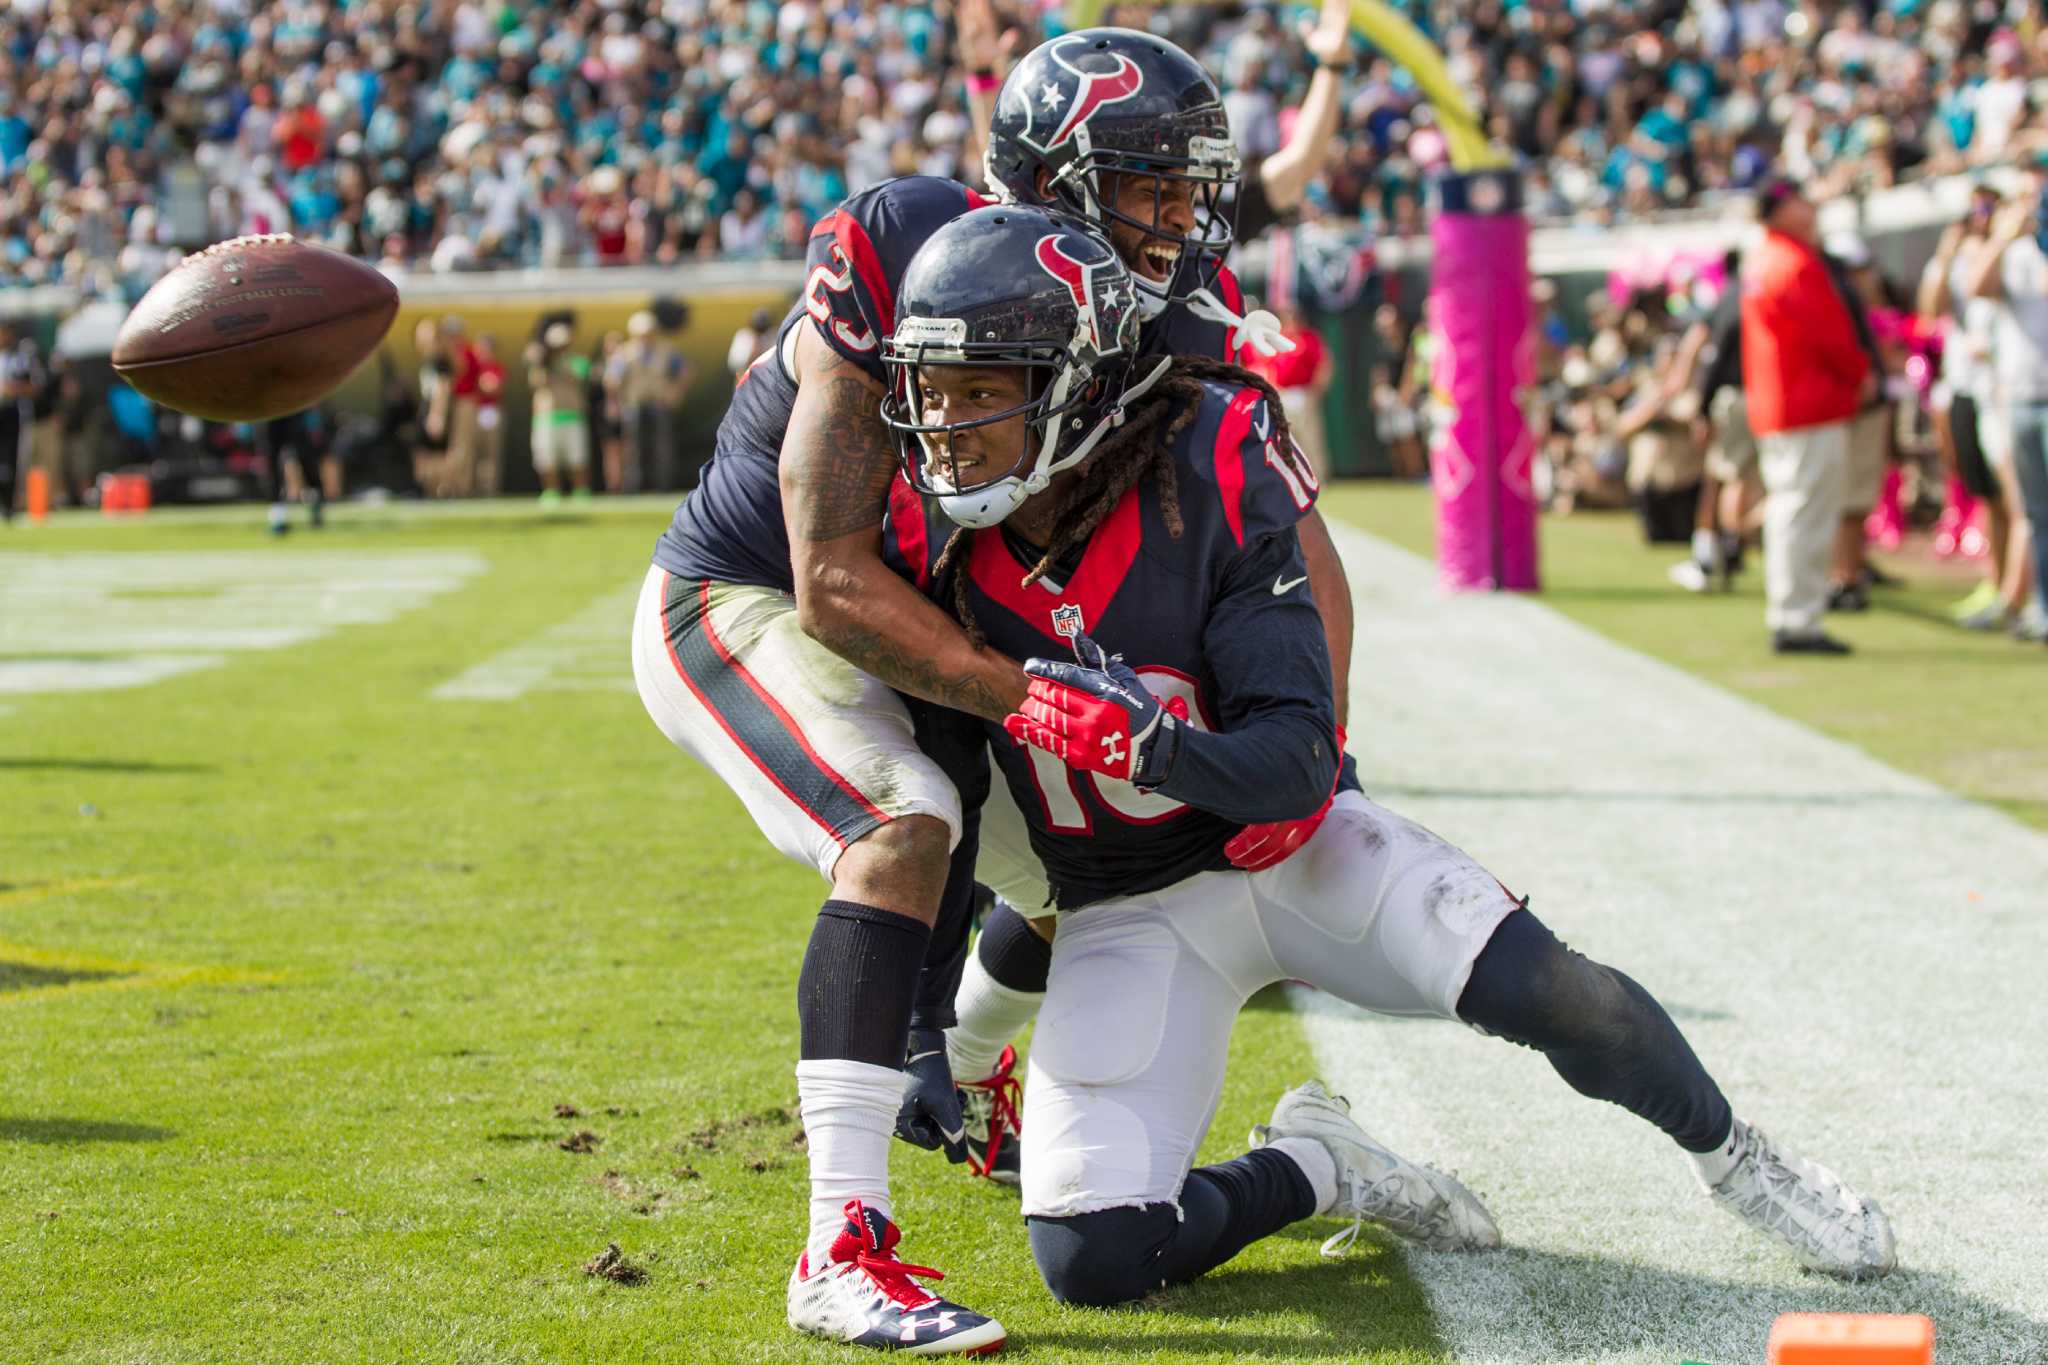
[976,898,1052,994]
[797,899,930,1067]
[1458,909,1733,1152]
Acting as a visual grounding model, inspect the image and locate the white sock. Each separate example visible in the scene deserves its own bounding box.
[796,1058,902,1269]
[944,949,1043,1083]
[1267,1135,1340,1215]
[1689,1118,1744,1187]
[1691,527,1718,566]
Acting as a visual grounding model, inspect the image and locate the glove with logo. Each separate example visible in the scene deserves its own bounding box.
[1004,632,1182,785]
[1224,726,1346,870]
[894,1025,968,1163]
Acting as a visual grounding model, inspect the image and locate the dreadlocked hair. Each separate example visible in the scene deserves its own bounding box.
[928,354,1301,648]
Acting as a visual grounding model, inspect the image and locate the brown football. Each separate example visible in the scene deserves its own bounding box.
[112,235,400,422]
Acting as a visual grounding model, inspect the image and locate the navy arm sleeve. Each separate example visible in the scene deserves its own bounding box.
[1147,529,1339,823]
[907,696,992,1031]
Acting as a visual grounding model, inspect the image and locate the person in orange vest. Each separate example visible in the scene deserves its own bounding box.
[1740,177,1870,655]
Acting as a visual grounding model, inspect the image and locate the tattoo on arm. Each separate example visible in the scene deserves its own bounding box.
[793,373,898,541]
[811,619,1012,722]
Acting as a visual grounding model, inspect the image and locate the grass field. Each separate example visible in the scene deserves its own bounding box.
[4,490,2042,1363]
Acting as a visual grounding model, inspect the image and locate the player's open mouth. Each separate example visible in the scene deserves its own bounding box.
[1137,242,1180,281]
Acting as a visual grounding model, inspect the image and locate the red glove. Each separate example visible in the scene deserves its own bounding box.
[1223,726,1345,871]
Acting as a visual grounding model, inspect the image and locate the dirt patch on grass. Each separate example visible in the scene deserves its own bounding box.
[680,1104,797,1152]
[582,1242,648,1285]
[558,1129,602,1153]
[553,1103,580,1118]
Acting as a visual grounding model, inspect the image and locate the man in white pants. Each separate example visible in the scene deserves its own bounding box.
[1740,179,1870,655]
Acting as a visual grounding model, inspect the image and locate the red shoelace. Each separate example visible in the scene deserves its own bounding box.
[966,1045,1023,1179]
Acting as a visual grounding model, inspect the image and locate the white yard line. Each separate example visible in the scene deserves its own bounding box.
[0,551,486,694]
[431,581,641,701]
[1306,521,2048,1365]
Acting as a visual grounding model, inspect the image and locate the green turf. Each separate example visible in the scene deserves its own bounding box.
[1320,483,2048,831]
[1,504,1444,1363]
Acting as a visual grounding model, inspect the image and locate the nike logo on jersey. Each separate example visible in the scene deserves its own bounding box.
[906,1050,944,1065]
[1272,574,1308,595]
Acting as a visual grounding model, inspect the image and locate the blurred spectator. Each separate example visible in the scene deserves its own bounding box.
[261,409,322,535]
[1922,187,2015,629]
[1822,232,1896,611]
[1964,169,2048,641]
[527,322,591,507]
[0,318,34,521]
[1246,300,1333,484]
[1670,250,1761,594]
[440,316,482,497]
[611,311,690,493]
[594,330,627,494]
[472,334,507,498]
[1369,303,1425,479]
[5,0,2042,298]
[414,317,452,496]
[1616,331,1705,543]
[23,335,64,509]
[1741,178,1869,656]
[728,307,776,382]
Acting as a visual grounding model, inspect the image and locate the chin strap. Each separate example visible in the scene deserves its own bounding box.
[1032,354,1172,492]
[1186,286,1295,360]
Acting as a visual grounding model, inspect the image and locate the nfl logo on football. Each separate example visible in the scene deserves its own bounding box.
[1052,603,1084,639]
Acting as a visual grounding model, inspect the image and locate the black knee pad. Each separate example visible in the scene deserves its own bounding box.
[977,897,1052,994]
[1027,1205,1176,1307]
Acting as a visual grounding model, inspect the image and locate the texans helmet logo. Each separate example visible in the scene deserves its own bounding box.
[1045,38,1143,148]
[1035,235,1102,351]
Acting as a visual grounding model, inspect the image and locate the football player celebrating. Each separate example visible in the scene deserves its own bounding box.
[631,28,1352,1356]
[880,207,1897,1306]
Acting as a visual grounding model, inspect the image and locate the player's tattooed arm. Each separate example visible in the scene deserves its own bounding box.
[783,329,1029,722]
[1298,510,1353,729]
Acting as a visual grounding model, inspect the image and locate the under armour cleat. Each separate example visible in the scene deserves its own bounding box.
[1252,1080,1501,1257]
[959,1045,1022,1185]
[787,1200,1006,1355]
[1698,1118,1895,1280]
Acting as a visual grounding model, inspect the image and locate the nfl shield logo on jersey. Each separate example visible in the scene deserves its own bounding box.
[1052,603,1084,639]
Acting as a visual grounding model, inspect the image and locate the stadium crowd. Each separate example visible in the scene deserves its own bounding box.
[7,0,2048,290]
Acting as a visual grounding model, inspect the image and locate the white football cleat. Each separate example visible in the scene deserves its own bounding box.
[1252,1081,1501,1257]
[1698,1119,1896,1280]
[787,1201,1006,1355]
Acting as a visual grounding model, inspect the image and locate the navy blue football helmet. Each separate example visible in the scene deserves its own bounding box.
[986,29,1241,316]
[881,205,1162,528]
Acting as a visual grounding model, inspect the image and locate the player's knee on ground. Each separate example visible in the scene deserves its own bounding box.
[1027,1205,1178,1307]
[830,813,954,921]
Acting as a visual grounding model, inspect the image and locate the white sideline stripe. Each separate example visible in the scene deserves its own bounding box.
[1304,521,2048,1365]
[0,654,226,694]
[0,551,486,693]
[432,581,641,700]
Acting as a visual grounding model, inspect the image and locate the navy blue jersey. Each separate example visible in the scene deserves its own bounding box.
[905,379,1335,910]
[651,176,1242,591]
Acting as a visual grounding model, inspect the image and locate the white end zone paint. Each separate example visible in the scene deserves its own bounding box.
[432,581,641,700]
[1304,521,2048,1364]
[0,551,486,694]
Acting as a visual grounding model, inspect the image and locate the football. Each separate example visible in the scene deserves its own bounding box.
[111,235,400,423]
